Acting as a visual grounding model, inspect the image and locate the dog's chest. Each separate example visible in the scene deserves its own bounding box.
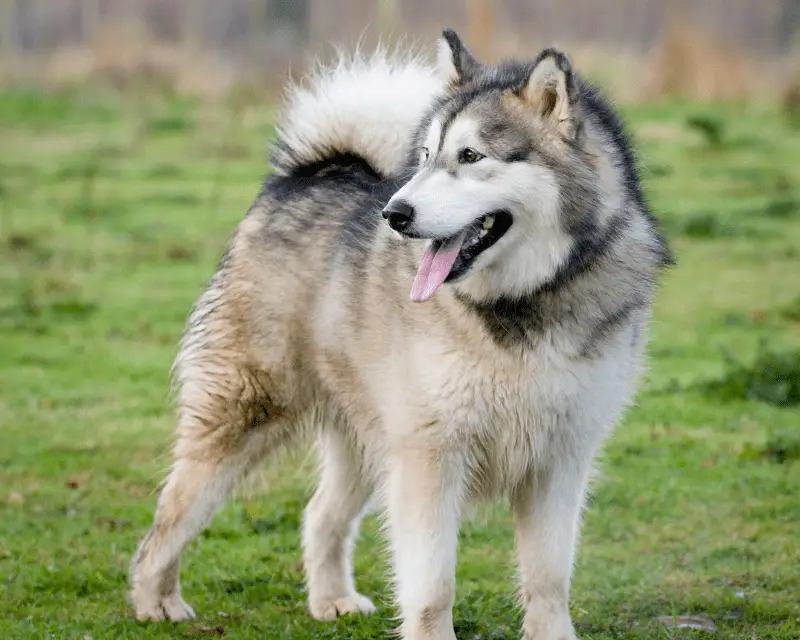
[406,330,639,494]
[462,344,580,490]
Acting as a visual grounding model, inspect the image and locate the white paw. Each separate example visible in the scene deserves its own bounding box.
[523,614,578,640]
[309,593,376,621]
[133,589,196,622]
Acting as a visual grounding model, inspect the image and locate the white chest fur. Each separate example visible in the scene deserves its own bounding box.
[361,318,645,498]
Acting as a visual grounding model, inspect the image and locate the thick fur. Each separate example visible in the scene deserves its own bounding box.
[271,46,442,179]
[129,31,671,640]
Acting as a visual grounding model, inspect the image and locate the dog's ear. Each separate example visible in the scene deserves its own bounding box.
[437,28,481,87]
[518,49,581,140]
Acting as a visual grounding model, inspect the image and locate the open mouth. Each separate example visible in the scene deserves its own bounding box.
[410,210,513,302]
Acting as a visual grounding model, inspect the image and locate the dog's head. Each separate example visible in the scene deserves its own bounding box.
[384,29,616,303]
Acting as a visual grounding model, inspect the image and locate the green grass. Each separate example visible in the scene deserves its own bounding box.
[1,86,799,639]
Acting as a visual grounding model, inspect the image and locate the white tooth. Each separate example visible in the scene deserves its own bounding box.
[483,215,494,230]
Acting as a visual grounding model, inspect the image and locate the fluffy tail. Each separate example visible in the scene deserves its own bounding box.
[270,45,442,180]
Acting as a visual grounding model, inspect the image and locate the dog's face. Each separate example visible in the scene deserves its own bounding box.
[384,30,603,303]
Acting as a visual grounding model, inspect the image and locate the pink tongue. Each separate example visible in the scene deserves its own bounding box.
[410,233,466,302]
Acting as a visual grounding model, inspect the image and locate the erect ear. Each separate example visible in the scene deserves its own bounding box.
[437,28,482,87]
[518,48,581,140]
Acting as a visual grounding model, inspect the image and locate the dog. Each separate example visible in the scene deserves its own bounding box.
[129,29,672,640]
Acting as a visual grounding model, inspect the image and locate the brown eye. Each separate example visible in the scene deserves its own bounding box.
[458,148,483,164]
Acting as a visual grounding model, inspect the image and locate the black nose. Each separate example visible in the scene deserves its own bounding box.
[382,200,415,231]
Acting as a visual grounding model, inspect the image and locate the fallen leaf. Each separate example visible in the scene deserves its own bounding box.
[65,477,80,490]
[655,615,717,633]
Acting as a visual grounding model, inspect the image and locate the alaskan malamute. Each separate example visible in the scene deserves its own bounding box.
[130,29,672,640]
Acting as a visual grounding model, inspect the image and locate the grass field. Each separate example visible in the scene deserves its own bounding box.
[1,86,799,639]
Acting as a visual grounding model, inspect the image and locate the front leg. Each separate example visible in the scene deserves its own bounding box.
[511,462,592,640]
[386,444,465,640]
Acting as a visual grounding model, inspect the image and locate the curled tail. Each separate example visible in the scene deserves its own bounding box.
[270,46,442,180]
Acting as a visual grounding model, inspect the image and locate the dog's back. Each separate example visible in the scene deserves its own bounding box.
[169,48,443,428]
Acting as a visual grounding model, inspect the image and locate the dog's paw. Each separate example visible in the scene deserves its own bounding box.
[133,590,196,622]
[309,593,376,621]
[522,616,578,640]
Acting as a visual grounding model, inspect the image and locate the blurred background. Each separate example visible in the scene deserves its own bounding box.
[0,0,799,101]
[1,2,799,638]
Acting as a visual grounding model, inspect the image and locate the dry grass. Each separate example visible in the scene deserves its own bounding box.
[475,22,788,105]
[2,20,260,99]
[0,18,795,105]
[641,21,766,101]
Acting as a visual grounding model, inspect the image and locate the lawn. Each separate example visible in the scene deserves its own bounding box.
[1,86,799,639]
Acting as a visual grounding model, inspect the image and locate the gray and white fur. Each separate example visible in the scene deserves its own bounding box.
[129,29,672,640]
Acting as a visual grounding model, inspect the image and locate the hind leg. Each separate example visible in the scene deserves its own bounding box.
[302,430,375,621]
[130,420,279,621]
[129,332,293,621]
